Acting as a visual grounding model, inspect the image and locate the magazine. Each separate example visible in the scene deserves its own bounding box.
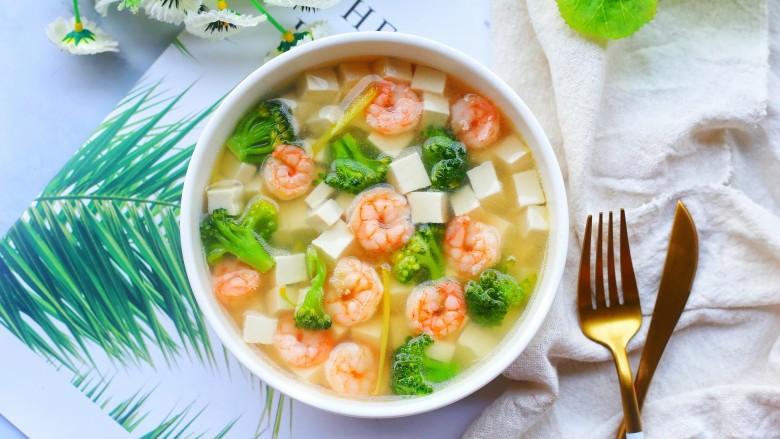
[0,2,490,437]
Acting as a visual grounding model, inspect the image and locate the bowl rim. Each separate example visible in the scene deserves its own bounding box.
[181,31,569,418]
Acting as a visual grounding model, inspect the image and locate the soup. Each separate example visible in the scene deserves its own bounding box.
[200,57,550,398]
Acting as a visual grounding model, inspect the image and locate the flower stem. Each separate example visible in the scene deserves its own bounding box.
[72,0,83,31]
[247,0,287,35]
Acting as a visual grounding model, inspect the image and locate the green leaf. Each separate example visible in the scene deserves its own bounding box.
[556,0,658,40]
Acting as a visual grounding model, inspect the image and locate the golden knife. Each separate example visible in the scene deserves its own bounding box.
[616,200,699,439]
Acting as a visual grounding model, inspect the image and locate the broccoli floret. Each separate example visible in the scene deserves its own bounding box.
[420,127,468,191]
[293,246,332,330]
[465,269,534,327]
[238,197,279,240]
[226,100,296,163]
[323,133,392,194]
[392,224,445,284]
[391,334,459,395]
[200,208,275,273]
[421,125,456,140]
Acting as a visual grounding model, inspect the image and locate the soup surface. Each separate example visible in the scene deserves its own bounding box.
[201,57,550,398]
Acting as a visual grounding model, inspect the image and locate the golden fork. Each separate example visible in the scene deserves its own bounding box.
[577,210,644,439]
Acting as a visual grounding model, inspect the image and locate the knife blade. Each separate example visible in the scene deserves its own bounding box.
[616,199,698,438]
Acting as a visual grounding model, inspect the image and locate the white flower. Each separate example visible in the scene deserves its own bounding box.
[95,0,141,16]
[46,17,119,55]
[185,9,266,41]
[263,0,341,9]
[265,20,328,61]
[142,0,202,25]
[306,20,329,40]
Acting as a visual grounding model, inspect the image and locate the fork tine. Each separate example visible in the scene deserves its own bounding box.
[607,211,619,306]
[595,213,607,309]
[577,215,593,310]
[619,209,640,305]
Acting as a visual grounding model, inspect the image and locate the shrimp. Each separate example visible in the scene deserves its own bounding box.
[324,342,377,395]
[273,315,334,368]
[262,144,314,200]
[444,214,501,276]
[325,257,383,326]
[347,186,414,253]
[450,94,500,149]
[365,80,423,135]
[212,258,260,300]
[406,278,466,340]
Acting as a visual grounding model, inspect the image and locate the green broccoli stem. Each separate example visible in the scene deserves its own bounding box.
[393,224,445,283]
[239,198,279,240]
[215,221,275,272]
[293,246,332,330]
[423,356,459,383]
[323,134,391,194]
[201,208,275,273]
[227,100,295,163]
[390,334,459,395]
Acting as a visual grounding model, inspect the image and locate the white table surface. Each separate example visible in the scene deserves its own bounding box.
[0,2,509,438]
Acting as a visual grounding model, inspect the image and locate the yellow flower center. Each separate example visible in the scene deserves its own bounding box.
[74,22,83,32]
[217,0,228,10]
[282,31,295,42]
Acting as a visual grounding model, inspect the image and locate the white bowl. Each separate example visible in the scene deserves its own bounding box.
[181,32,568,418]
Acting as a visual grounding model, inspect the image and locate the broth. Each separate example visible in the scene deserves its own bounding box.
[202,57,550,398]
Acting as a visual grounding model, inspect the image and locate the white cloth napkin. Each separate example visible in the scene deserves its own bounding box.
[464,0,780,438]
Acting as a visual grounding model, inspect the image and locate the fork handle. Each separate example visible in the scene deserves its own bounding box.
[610,345,643,436]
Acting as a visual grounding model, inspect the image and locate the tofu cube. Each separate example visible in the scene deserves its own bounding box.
[350,318,383,346]
[312,220,355,260]
[274,253,308,286]
[266,285,298,317]
[307,199,343,232]
[279,95,317,127]
[513,170,546,208]
[467,162,502,201]
[388,152,431,194]
[521,205,549,239]
[407,191,448,224]
[305,181,336,209]
[411,66,447,94]
[457,323,498,358]
[337,62,371,89]
[297,68,339,102]
[243,174,264,199]
[275,199,312,238]
[493,134,532,171]
[388,279,415,307]
[373,58,413,82]
[421,92,450,128]
[220,152,257,184]
[305,105,343,137]
[331,323,350,340]
[206,180,243,215]
[389,316,411,349]
[427,341,456,363]
[449,184,481,216]
[367,130,415,158]
[471,210,511,236]
[242,311,278,345]
[334,192,356,215]
[291,364,324,384]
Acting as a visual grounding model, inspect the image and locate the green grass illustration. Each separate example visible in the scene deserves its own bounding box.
[0,79,291,437]
[0,81,216,370]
